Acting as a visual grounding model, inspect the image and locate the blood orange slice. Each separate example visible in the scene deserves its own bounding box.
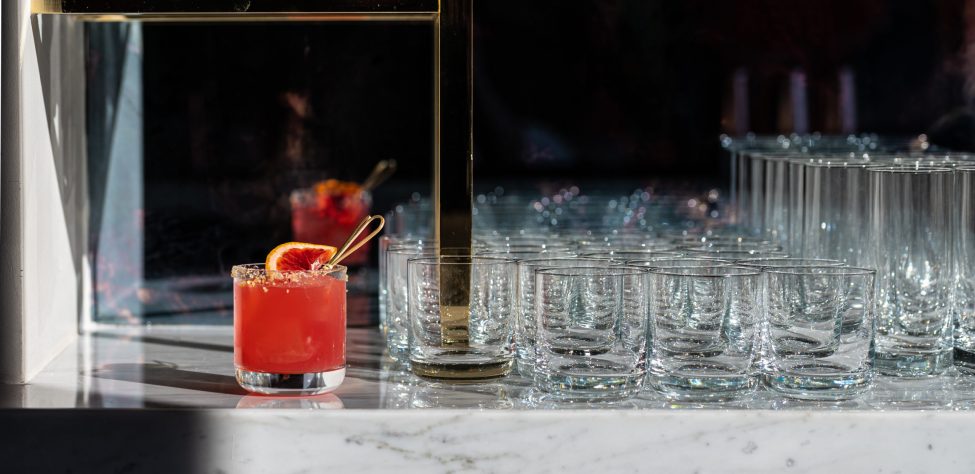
[265,242,338,272]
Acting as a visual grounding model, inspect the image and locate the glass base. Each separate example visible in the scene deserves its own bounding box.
[763,367,872,401]
[650,363,755,402]
[410,359,512,381]
[534,371,643,402]
[874,349,952,377]
[236,367,345,396]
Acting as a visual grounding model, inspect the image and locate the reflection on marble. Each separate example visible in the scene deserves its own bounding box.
[12,326,975,411]
[9,327,975,472]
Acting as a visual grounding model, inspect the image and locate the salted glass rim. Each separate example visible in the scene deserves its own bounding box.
[231,263,348,280]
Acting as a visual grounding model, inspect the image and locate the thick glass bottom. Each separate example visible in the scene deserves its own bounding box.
[410,359,512,380]
[650,363,755,402]
[763,368,872,401]
[236,367,346,396]
[874,348,952,377]
[534,370,644,401]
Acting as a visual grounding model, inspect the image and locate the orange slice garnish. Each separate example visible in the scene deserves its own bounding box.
[265,242,338,272]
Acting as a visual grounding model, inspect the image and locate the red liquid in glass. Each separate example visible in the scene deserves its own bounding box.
[291,188,371,265]
[234,273,346,374]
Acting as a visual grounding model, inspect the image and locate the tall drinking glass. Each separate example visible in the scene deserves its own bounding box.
[869,166,955,376]
[956,166,975,373]
[801,160,875,266]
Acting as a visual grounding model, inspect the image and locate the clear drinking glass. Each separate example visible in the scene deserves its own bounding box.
[515,258,616,377]
[232,264,348,395]
[955,166,975,373]
[534,267,648,400]
[385,243,430,361]
[868,165,955,376]
[384,242,469,361]
[762,267,876,400]
[647,266,763,401]
[408,256,517,380]
[801,160,875,266]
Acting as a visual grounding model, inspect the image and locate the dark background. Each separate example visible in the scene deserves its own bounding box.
[95,0,975,279]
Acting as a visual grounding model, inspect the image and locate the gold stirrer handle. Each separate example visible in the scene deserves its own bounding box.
[326,215,385,268]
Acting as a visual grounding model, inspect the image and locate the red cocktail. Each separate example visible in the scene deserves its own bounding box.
[291,180,372,266]
[233,263,347,395]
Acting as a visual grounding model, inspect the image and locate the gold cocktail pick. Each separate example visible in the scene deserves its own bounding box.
[325,215,385,268]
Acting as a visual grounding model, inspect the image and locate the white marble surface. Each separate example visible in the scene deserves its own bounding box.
[5,326,975,472]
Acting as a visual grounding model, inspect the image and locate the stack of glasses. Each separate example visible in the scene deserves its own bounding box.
[374,136,975,402]
[379,232,872,402]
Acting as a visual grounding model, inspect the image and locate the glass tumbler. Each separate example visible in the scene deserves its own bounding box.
[956,166,975,373]
[232,264,348,395]
[869,166,955,376]
[515,258,615,377]
[534,267,649,400]
[763,267,876,400]
[408,256,516,380]
[648,266,763,401]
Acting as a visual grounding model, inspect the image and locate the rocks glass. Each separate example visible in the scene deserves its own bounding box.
[534,267,648,400]
[408,256,517,380]
[762,267,876,400]
[647,266,763,401]
[515,258,614,377]
[232,264,348,395]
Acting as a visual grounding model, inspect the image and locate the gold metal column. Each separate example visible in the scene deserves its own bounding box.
[433,0,474,351]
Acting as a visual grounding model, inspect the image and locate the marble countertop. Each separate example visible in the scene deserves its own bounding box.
[5,326,975,472]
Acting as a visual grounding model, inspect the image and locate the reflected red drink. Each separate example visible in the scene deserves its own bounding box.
[232,264,347,395]
[291,180,371,265]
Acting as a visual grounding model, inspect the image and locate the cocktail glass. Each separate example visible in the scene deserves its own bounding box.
[232,263,348,395]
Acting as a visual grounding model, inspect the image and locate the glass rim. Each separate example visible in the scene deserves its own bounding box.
[683,248,788,256]
[737,258,846,268]
[625,257,734,267]
[648,266,762,277]
[762,266,876,276]
[800,159,875,168]
[387,244,472,253]
[407,255,516,266]
[516,256,615,268]
[866,165,954,173]
[536,266,646,277]
[231,263,348,279]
